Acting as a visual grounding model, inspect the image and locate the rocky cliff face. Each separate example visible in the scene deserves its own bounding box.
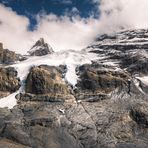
[19,65,74,102]
[87,29,148,75]
[0,67,20,98]
[0,43,26,65]
[0,29,148,148]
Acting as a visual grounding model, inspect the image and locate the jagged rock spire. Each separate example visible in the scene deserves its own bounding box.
[28,38,54,56]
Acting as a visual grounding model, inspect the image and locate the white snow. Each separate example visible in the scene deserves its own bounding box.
[136,76,148,86]
[12,50,98,85]
[0,50,98,109]
[29,44,53,53]
[103,61,118,66]
[133,78,145,94]
[0,91,18,109]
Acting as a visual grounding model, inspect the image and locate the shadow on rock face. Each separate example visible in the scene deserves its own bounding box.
[0,67,20,98]
[130,102,148,128]
[28,126,83,148]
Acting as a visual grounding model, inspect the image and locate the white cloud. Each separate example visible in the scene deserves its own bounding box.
[0,1,148,54]
[0,4,34,54]
[96,0,148,33]
[0,4,99,54]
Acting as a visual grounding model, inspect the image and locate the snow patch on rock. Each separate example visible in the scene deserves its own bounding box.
[0,50,98,108]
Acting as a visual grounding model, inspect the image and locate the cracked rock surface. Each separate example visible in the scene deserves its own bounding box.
[0,29,148,148]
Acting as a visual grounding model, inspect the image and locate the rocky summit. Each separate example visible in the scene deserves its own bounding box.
[0,29,148,148]
[28,38,54,56]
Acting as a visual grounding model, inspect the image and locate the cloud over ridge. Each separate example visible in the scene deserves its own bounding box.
[98,0,148,31]
[0,0,148,54]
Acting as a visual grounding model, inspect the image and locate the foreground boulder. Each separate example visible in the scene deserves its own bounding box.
[0,67,20,98]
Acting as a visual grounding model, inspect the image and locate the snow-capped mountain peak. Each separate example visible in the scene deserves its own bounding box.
[28,38,54,56]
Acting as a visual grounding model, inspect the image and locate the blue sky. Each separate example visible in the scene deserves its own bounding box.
[0,0,99,30]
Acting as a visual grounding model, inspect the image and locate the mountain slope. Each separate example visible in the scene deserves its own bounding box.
[85,29,148,90]
[0,29,148,148]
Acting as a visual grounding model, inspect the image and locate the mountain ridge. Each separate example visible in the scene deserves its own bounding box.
[0,28,147,148]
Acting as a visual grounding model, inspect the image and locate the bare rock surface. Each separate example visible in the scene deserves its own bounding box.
[0,43,26,65]
[0,29,148,147]
[0,67,20,98]
[28,38,54,56]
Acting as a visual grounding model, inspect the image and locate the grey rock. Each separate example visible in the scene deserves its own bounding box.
[0,67,20,98]
[28,38,54,56]
[0,29,148,148]
[0,43,26,65]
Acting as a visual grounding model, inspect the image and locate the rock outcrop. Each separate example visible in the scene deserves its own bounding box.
[18,65,74,102]
[76,63,130,92]
[0,67,20,98]
[28,38,54,56]
[74,63,131,102]
[25,65,68,94]
[0,43,26,65]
